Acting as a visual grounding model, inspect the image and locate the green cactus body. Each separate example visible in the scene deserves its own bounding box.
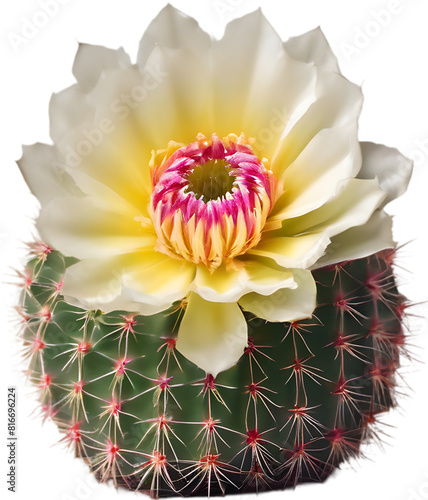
[19,243,406,497]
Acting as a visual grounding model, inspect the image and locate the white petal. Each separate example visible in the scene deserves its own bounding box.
[71,54,206,190]
[248,233,331,269]
[284,27,340,72]
[211,9,317,158]
[193,264,247,303]
[61,114,153,207]
[37,196,153,259]
[121,252,196,310]
[49,65,152,183]
[82,47,210,155]
[358,142,413,207]
[68,167,149,215]
[17,143,79,206]
[272,71,362,174]
[282,178,386,239]
[176,293,247,376]
[269,124,361,221]
[138,45,211,147]
[313,211,394,268]
[137,4,212,68]
[64,251,194,315]
[62,258,152,313]
[49,84,94,144]
[239,269,316,322]
[243,259,297,296]
[193,259,296,303]
[72,43,132,92]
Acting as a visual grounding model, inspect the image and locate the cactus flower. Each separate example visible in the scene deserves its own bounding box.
[17,6,412,377]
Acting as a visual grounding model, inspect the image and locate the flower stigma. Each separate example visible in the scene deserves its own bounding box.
[185,159,236,202]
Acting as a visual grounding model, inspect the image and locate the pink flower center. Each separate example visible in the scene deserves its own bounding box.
[150,134,276,271]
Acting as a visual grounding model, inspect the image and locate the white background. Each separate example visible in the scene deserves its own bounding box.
[1,0,428,499]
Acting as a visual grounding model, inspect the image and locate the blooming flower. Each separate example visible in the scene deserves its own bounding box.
[18,6,412,376]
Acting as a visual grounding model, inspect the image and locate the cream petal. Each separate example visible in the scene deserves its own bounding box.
[239,269,316,322]
[77,65,142,124]
[258,179,385,271]
[62,257,151,313]
[242,259,297,296]
[49,84,94,144]
[137,45,211,147]
[281,178,386,239]
[210,9,317,158]
[358,142,413,207]
[37,196,153,259]
[64,251,194,315]
[248,233,331,269]
[48,67,153,213]
[17,143,80,206]
[272,71,362,175]
[193,259,296,303]
[284,27,340,72]
[50,65,156,208]
[83,46,210,157]
[193,264,247,303]
[69,118,153,206]
[72,43,132,92]
[313,211,394,269]
[68,167,150,215]
[176,292,247,376]
[137,4,212,68]
[121,251,195,310]
[51,62,158,180]
[269,124,361,221]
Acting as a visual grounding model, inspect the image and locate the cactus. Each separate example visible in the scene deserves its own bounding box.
[18,241,407,497]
